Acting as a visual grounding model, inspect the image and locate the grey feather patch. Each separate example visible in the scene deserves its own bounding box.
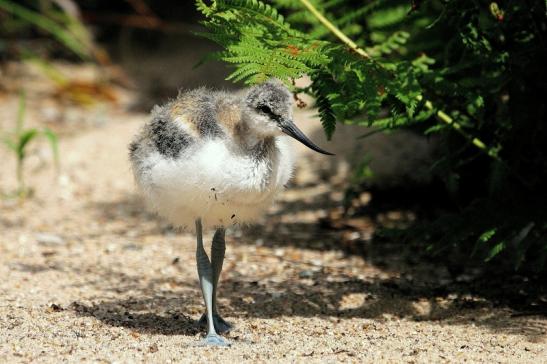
[148,115,191,158]
[194,94,223,138]
[252,137,276,162]
[128,141,139,159]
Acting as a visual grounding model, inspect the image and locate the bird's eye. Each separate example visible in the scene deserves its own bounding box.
[257,105,272,115]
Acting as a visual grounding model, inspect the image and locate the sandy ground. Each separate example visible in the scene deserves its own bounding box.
[1,70,546,363]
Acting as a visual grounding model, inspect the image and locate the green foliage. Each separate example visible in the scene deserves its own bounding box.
[196,0,332,85]
[1,91,59,198]
[196,0,425,137]
[196,0,547,271]
[418,199,546,272]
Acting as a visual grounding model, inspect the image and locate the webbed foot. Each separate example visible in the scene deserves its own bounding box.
[199,333,230,347]
[198,313,234,334]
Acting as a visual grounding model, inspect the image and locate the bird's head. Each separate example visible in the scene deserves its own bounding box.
[244,79,333,155]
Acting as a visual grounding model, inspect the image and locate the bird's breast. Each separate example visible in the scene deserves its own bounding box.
[134,135,294,228]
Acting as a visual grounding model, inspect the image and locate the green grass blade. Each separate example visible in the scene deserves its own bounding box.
[0,0,90,59]
[21,49,68,86]
[471,228,497,257]
[16,129,39,160]
[16,90,26,134]
[42,128,60,170]
[485,241,506,262]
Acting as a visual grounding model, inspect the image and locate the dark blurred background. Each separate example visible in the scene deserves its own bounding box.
[1,0,234,110]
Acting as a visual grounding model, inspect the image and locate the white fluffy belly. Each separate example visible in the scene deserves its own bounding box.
[136,138,293,229]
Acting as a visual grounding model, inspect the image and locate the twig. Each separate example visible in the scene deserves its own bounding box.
[420,96,499,159]
[251,252,348,272]
[357,127,388,140]
[298,0,371,59]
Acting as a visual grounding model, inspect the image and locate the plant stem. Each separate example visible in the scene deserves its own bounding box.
[298,0,371,59]
[299,0,497,159]
[16,157,25,196]
[421,97,499,159]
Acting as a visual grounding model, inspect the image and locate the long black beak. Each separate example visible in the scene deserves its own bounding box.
[279,118,334,156]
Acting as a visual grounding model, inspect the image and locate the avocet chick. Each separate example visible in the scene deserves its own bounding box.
[129,79,332,346]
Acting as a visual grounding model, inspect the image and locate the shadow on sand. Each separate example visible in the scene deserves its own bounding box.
[62,191,547,343]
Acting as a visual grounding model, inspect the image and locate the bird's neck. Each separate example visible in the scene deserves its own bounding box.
[240,133,274,156]
[233,130,274,163]
[234,119,274,153]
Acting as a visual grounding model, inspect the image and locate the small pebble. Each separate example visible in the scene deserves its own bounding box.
[46,303,63,313]
[36,233,65,246]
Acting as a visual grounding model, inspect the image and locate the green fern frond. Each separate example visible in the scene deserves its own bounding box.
[195,0,216,17]
[366,31,410,57]
[316,94,337,140]
[335,0,386,27]
[312,74,339,139]
[367,4,409,29]
[226,63,265,83]
[217,0,287,27]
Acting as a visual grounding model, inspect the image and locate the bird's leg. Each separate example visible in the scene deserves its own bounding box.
[195,219,229,347]
[211,228,226,316]
[198,228,233,333]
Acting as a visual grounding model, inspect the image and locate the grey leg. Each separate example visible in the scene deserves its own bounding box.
[195,219,229,347]
[211,227,226,314]
[198,228,233,333]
